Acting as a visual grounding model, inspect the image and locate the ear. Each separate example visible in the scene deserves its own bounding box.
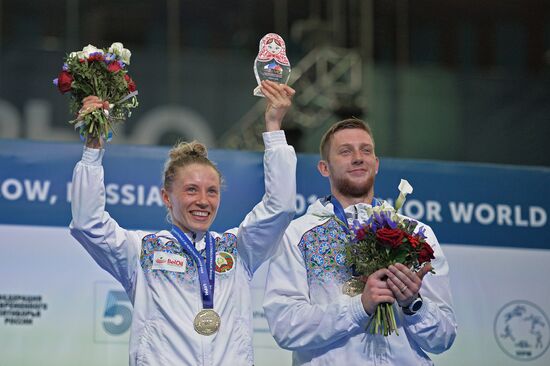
[375,156,380,174]
[317,160,330,178]
[161,188,171,209]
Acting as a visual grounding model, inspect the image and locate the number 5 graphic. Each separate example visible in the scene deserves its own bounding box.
[103,290,132,335]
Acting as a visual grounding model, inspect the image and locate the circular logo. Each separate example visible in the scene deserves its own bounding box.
[494,300,550,361]
[215,252,235,274]
[155,254,167,264]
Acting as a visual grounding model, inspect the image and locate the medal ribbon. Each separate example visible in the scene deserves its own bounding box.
[329,196,381,277]
[171,226,215,309]
[329,195,382,234]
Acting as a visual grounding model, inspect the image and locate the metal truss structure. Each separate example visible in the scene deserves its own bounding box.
[219,47,364,150]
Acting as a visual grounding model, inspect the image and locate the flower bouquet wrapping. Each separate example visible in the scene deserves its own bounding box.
[345,179,435,336]
[53,43,139,141]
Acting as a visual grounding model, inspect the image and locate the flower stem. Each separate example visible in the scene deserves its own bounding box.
[365,303,400,337]
[376,305,381,334]
[381,304,387,336]
[389,304,399,336]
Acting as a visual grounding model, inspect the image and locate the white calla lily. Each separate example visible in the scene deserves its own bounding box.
[398,179,413,195]
[395,179,413,211]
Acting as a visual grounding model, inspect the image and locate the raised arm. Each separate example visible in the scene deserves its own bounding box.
[69,97,141,293]
[236,80,297,276]
[262,80,295,132]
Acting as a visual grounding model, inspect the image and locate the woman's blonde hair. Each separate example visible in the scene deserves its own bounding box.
[162,140,223,192]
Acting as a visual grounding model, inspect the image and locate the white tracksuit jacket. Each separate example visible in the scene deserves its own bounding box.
[263,199,457,365]
[70,131,296,366]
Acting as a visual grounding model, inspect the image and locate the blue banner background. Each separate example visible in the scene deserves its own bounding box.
[1,139,548,249]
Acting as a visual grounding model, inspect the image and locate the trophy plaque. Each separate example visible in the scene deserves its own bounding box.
[253,33,291,97]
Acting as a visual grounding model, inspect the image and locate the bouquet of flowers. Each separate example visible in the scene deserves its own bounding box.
[53,42,139,141]
[345,179,435,336]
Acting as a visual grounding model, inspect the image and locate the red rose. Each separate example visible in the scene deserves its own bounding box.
[418,242,435,264]
[124,74,137,92]
[107,62,122,73]
[57,71,73,94]
[406,233,420,248]
[375,228,405,249]
[355,228,367,241]
[88,53,104,62]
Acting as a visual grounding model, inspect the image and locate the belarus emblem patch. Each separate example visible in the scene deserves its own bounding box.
[215,251,235,273]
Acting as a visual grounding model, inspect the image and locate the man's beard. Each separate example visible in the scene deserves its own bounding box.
[333,174,375,198]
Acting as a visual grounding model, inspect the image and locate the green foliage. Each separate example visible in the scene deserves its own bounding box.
[344,220,425,278]
[55,44,139,141]
[341,199,435,337]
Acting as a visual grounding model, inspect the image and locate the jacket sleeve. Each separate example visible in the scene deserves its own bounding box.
[236,130,297,276]
[69,147,141,295]
[263,224,371,351]
[401,225,458,353]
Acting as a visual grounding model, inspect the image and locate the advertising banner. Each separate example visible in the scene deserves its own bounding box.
[1,140,549,365]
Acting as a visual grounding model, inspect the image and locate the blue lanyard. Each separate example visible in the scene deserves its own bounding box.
[329,195,381,234]
[329,196,381,277]
[330,196,350,234]
[171,226,215,309]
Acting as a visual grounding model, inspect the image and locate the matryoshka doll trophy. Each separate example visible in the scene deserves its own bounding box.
[253,33,291,97]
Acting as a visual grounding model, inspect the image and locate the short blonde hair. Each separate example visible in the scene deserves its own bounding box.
[319,118,375,161]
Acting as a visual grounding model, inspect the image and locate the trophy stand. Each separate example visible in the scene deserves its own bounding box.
[253,33,291,97]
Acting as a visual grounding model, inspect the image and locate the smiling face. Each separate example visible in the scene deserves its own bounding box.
[162,163,221,233]
[266,39,282,55]
[318,128,379,205]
